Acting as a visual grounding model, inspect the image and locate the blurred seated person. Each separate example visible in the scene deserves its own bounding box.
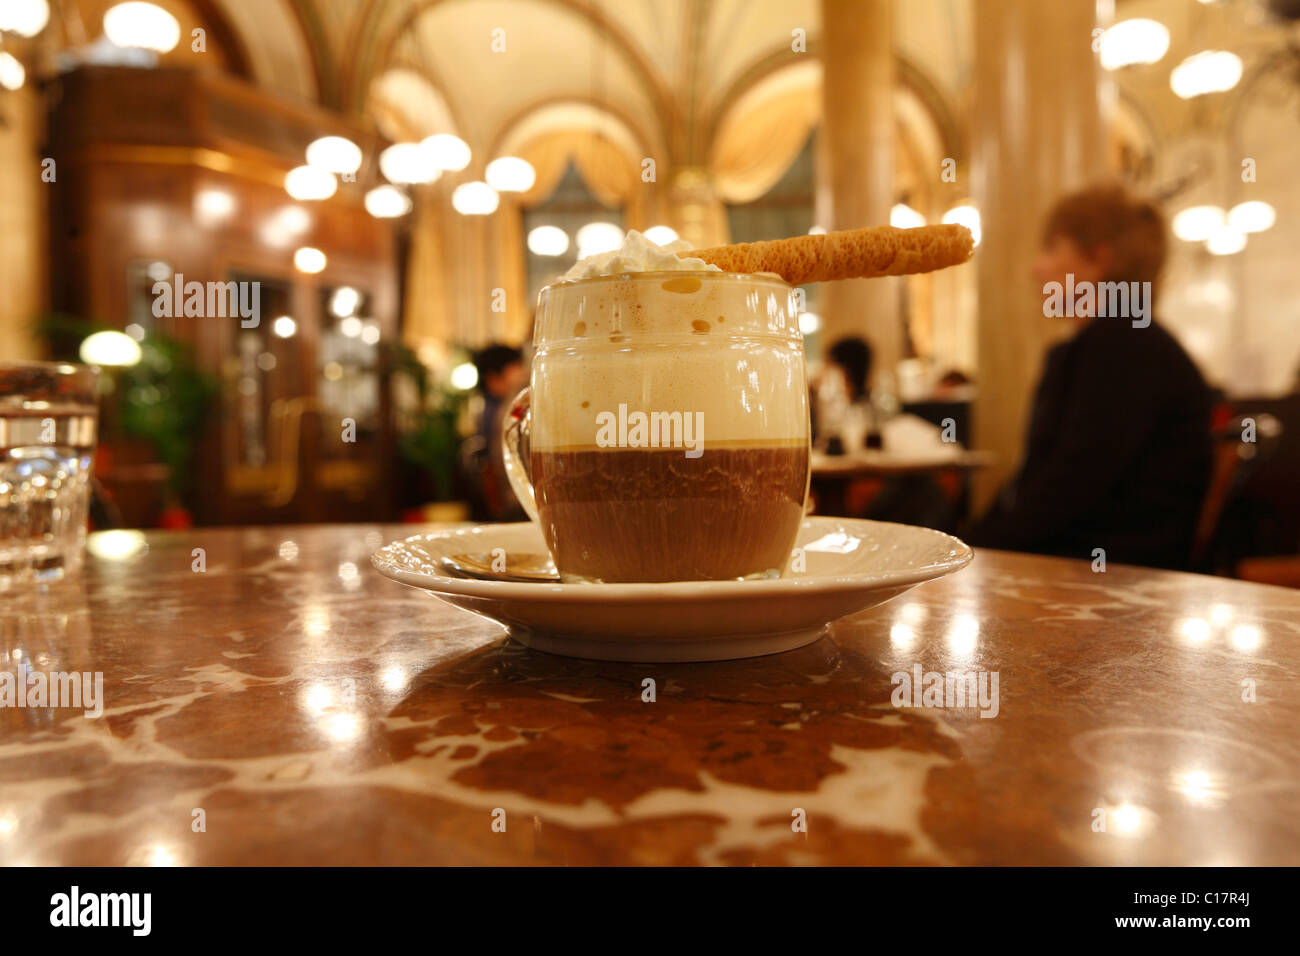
[813,337,955,527]
[829,336,872,403]
[971,184,1213,570]
[468,344,527,521]
[933,368,976,402]
[813,336,876,452]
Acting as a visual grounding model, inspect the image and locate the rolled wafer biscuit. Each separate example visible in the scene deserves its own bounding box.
[684,224,974,284]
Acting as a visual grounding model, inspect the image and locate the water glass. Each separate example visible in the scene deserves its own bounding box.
[0,363,100,587]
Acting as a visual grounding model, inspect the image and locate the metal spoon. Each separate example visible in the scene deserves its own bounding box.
[438,551,562,583]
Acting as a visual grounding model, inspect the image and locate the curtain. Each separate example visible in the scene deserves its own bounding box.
[710,88,819,204]
[514,131,644,218]
[402,193,450,349]
[493,195,531,343]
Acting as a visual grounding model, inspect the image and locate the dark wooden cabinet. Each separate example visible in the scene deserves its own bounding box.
[46,66,400,526]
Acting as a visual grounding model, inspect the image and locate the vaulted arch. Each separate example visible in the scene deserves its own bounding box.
[344,0,675,154]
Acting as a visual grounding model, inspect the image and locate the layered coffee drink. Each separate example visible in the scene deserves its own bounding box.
[531,445,807,582]
[515,234,810,583]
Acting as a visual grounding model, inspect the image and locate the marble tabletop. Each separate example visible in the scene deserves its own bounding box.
[2,524,1297,866]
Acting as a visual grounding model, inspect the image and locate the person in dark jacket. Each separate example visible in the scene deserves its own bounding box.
[470,344,527,520]
[972,185,1213,570]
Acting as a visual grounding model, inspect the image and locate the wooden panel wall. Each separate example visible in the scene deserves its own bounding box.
[47,66,401,526]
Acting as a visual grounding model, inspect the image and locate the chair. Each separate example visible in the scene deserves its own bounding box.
[1237,555,1300,589]
[457,435,491,521]
[1191,413,1283,572]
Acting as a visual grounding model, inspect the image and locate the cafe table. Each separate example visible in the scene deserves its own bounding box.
[1,524,1297,866]
[810,447,996,478]
[810,447,995,518]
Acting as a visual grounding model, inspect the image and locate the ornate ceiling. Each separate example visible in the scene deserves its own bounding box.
[37,0,1298,201]
[191,0,972,169]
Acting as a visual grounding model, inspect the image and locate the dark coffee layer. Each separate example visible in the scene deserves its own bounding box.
[532,445,809,582]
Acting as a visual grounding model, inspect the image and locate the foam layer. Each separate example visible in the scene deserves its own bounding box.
[531,272,809,451]
[561,229,721,281]
[536,270,801,341]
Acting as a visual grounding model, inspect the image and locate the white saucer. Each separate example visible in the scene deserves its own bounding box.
[371,517,972,662]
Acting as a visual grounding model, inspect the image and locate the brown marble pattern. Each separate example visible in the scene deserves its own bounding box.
[1,525,1297,865]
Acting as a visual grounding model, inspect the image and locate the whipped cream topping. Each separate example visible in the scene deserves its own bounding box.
[561,229,720,281]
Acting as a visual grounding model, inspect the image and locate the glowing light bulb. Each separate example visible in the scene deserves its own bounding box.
[890,203,926,229]
[451,182,499,216]
[364,185,412,218]
[1172,205,1225,242]
[576,222,623,258]
[379,143,440,185]
[450,362,478,391]
[1171,51,1243,99]
[527,225,569,256]
[79,331,142,367]
[941,204,981,246]
[643,225,679,246]
[103,2,180,53]
[1227,201,1275,234]
[294,247,326,274]
[306,136,362,175]
[485,156,535,192]
[285,166,337,201]
[0,0,50,38]
[423,134,471,172]
[1098,19,1170,71]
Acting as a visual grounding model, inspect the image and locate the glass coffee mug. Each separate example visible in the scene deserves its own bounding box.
[504,271,810,583]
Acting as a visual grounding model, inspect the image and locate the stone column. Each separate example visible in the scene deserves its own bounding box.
[668,167,729,250]
[971,0,1108,508]
[817,0,900,372]
[0,84,46,359]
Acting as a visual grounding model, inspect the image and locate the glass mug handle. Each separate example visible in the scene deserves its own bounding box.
[501,387,539,523]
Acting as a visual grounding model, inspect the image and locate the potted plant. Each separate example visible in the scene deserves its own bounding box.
[390,343,473,522]
[36,315,216,526]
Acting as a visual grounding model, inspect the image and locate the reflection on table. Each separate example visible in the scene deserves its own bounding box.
[1,524,1296,865]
